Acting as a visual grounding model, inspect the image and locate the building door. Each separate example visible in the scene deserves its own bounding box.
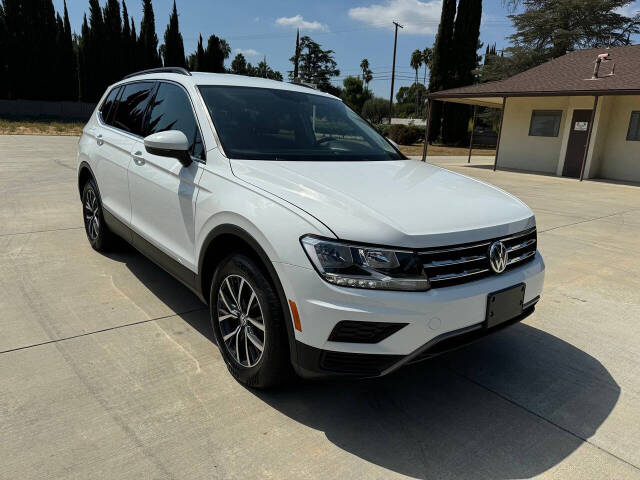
[563,109,592,178]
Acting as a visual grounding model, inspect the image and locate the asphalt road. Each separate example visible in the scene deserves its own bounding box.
[2,135,640,479]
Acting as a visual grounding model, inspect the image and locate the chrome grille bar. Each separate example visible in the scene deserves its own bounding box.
[507,238,536,253]
[429,268,490,283]
[507,250,536,266]
[423,255,486,269]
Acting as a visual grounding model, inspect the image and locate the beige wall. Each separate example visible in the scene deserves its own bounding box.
[496,95,640,183]
[595,96,640,183]
[498,96,570,174]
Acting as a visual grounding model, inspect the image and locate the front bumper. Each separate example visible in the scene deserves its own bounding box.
[274,252,545,378]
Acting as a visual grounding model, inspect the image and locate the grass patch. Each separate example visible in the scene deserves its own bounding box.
[0,118,84,136]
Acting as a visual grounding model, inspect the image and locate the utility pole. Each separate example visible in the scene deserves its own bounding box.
[388,21,403,124]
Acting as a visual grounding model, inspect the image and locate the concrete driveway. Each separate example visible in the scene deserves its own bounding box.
[2,135,640,479]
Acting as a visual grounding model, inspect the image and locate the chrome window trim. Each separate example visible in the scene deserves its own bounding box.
[195,85,227,158]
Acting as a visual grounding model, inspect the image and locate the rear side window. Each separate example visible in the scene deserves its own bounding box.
[145,82,205,160]
[111,82,155,136]
[99,87,120,125]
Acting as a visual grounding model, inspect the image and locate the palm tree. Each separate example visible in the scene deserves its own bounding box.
[422,47,433,85]
[410,49,423,116]
[360,58,373,89]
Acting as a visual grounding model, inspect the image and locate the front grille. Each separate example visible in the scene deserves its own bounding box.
[328,320,408,343]
[320,351,401,376]
[419,227,537,288]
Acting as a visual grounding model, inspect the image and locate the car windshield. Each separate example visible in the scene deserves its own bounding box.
[198,85,404,161]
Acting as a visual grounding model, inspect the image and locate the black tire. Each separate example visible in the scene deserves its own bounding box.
[81,178,113,251]
[209,254,291,388]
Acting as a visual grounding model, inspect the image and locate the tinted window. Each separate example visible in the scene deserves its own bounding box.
[111,82,155,136]
[199,85,402,161]
[627,111,640,141]
[99,86,120,125]
[145,82,205,160]
[529,110,562,137]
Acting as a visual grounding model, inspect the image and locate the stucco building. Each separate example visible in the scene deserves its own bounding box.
[427,45,640,182]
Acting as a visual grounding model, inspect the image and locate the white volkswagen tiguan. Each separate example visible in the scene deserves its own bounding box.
[77,68,545,387]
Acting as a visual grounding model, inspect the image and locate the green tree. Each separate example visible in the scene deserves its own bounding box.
[138,0,160,69]
[341,76,372,113]
[252,57,283,80]
[57,1,78,100]
[121,1,136,76]
[201,34,230,72]
[480,0,639,83]
[102,0,122,87]
[188,34,206,71]
[410,49,423,115]
[443,0,482,145]
[289,35,340,92]
[293,28,300,79]
[422,47,432,84]
[360,58,373,88]
[230,53,248,75]
[161,0,185,67]
[428,0,456,141]
[362,97,390,124]
[0,3,7,98]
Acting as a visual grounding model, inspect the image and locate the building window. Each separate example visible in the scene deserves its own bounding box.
[529,110,562,137]
[627,111,640,141]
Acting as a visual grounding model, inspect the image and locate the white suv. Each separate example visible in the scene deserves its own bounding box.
[77,67,545,387]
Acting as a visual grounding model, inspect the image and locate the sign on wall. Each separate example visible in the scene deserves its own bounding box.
[574,121,589,131]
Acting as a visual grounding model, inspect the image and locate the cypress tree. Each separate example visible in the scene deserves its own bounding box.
[162,0,186,67]
[78,14,90,101]
[121,1,134,75]
[443,0,482,144]
[293,28,300,79]
[427,0,456,142]
[130,16,138,72]
[61,0,78,100]
[103,0,122,86]
[138,0,161,69]
[0,3,8,99]
[203,34,229,73]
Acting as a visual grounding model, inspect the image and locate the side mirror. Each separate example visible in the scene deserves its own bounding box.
[144,130,192,167]
[386,137,399,149]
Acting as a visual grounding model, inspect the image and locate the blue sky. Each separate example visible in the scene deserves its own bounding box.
[54,0,640,97]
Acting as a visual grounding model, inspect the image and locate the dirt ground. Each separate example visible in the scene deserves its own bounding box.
[0,118,84,136]
[398,143,496,157]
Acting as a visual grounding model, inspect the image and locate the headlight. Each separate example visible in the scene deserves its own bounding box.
[300,236,429,291]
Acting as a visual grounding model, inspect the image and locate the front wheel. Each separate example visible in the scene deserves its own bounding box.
[209,254,291,388]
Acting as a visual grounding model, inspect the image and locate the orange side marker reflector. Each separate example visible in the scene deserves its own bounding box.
[289,300,302,332]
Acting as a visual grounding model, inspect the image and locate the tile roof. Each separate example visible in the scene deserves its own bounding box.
[430,44,640,98]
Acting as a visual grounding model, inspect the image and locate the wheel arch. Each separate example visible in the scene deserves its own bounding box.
[78,161,96,199]
[197,224,297,363]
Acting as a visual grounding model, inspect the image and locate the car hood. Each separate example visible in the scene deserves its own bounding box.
[230,159,535,248]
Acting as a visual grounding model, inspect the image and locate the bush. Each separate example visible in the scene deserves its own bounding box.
[376,124,423,145]
[362,97,390,124]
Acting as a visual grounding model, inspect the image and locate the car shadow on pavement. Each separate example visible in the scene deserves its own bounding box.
[106,242,620,479]
[250,323,619,479]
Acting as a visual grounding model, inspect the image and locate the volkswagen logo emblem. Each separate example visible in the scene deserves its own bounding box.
[489,241,508,273]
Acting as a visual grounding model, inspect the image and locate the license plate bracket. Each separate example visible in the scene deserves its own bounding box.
[486,283,525,328]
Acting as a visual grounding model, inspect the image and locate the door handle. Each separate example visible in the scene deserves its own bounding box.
[133,151,145,165]
[96,134,104,146]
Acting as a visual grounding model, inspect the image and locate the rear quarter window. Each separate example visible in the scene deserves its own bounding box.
[99,86,120,125]
[111,82,156,136]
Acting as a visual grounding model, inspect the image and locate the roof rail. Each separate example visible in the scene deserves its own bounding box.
[123,67,191,80]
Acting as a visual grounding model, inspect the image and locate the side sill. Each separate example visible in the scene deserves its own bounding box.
[102,208,206,303]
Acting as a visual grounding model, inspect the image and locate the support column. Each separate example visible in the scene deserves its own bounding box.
[493,97,507,171]
[468,105,477,164]
[421,99,433,162]
[579,95,599,181]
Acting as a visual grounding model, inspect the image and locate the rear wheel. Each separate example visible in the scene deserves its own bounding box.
[82,179,113,251]
[210,254,291,388]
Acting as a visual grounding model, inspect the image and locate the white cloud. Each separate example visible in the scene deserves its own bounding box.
[349,0,442,35]
[275,14,329,32]
[615,2,640,17]
[234,48,260,57]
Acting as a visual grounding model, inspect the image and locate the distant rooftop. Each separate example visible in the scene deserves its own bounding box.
[430,44,640,100]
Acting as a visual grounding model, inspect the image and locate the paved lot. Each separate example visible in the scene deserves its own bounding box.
[2,135,640,479]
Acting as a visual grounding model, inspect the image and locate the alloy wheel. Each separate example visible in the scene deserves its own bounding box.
[83,188,100,241]
[217,274,266,368]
